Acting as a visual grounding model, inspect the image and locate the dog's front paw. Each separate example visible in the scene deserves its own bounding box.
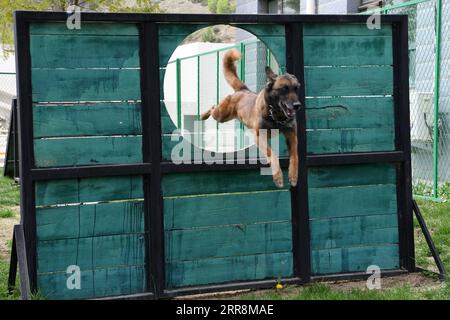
[273,170,284,188]
[289,171,298,187]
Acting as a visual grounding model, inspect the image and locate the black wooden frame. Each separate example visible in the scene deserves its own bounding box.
[13,11,414,299]
[3,98,19,179]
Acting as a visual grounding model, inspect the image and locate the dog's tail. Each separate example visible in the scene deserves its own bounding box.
[223,49,248,92]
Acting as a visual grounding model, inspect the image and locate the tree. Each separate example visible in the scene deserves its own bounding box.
[0,0,160,56]
[207,0,217,13]
[207,0,235,14]
[216,0,235,14]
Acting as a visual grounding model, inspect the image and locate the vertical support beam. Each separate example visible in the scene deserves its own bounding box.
[239,42,246,149]
[176,58,182,128]
[393,17,415,272]
[197,55,202,149]
[433,0,442,199]
[197,56,201,121]
[286,22,311,283]
[14,13,37,293]
[140,22,165,297]
[12,225,31,299]
[13,99,19,179]
[8,227,17,294]
[216,51,220,152]
[412,201,446,279]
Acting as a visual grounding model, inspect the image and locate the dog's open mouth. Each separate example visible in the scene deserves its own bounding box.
[280,103,296,119]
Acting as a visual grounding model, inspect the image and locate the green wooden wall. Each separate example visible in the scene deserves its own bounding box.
[28,20,401,298]
[162,170,293,288]
[30,22,146,299]
[309,164,399,274]
[35,175,146,299]
[303,24,395,154]
[30,22,142,168]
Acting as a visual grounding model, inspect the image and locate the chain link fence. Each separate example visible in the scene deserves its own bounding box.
[0,72,16,166]
[366,0,449,201]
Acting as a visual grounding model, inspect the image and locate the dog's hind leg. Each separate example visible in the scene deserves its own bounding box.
[200,95,235,123]
[200,108,212,120]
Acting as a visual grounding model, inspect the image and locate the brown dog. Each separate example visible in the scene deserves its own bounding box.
[201,49,301,188]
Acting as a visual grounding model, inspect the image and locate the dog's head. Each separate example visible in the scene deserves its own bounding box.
[265,66,301,119]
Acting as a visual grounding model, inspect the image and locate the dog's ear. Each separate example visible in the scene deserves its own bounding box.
[287,73,298,82]
[265,66,278,82]
[265,81,273,91]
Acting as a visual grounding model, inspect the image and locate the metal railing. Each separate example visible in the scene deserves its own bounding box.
[363,0,449,201]
[164,38,278,153]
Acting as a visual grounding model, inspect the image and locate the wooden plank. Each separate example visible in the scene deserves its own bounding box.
[310,214,399,250]
[304,36,392,66]
[166,252,293,288]
[92,265,146,298]
[305,66,393,97]
[162,133,289,161]
[306,97,394,129]
[33,103,142,138]
[36,201,145,241]
[34,136,142,167]
[308,184,397,219]
[165,221,292,261]
[159,35,185,67]
[30,35,139,69]
[35,175,143,206]
[164,190,290,230]
[235,24,286,68]
[161,101,177,134]
[303,23,392,36]
[30,22,139,35]
[158,23,209,36]
[308,163,396,188]
[307,127,395,154]
[162,170,289,197]
[311,245,399,274]
[32,69,141,102]
[37,265,146,300]
[37,234,145,273]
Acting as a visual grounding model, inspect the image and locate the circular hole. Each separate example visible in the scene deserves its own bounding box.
[163,25,280,153]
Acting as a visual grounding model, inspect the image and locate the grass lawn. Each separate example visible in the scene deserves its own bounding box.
[0,176,20,300]
[0,175,448,300]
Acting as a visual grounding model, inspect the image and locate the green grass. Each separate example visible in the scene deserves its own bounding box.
[0,209,16,218]
[0,176,20,300]
[240,282,450,300]
[413,181,450,201]
[0,176,19,219]
[414,199,450,272]
[0,258,20,300]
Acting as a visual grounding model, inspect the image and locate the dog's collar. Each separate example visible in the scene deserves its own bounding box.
[268,104,294,126]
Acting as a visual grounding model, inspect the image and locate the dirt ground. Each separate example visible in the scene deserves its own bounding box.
[175,273,443,300]
[0,212,18,261]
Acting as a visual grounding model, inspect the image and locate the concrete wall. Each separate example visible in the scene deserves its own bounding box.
[299,0,360,13]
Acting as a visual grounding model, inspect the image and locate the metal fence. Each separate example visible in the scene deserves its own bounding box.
[364,0,449,201]
[0,72,16,166]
